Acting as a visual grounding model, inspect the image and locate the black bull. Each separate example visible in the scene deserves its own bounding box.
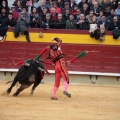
[6,60,45,96]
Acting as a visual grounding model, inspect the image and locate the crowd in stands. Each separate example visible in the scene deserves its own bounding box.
[0,0,120,41]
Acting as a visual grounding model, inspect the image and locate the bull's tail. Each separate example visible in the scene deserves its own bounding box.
[6,80,13,84]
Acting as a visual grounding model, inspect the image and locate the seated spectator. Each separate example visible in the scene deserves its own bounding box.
[7,13,16,27]
[63,9,70,21]
[69,0,78,10]
[91,16,98,24]
[14,0,22,13]
[106,9,118,22]
[54,13,66,29]
[74,9,81,20]
[103,3,111,17]
[86,10,96,23]
[98,15,109,30]
[18,6,30,23]
[81,3,90,16]
[29,7,41,28]
[50,1,61,14]
[115,2,120,16]
[91,1,101,17]
[11,6,19,20]
[26,0,33,13]
[61,0,70,8]
[78,0,89,10]
[71,5,78,15]
[0,7,8,38]
[14,12,30,42]
[32,0,40,8]
[0,0,9,14]
[108,16,120,30]
[37,0,49,14]
[57,0,62,8]
[50,7,58,22]
[97,10,104,22]
[66,14,76,29]
[41,13,53,29]
[40,7,49,21]
[61,2,71,15]
[76,14,89,30]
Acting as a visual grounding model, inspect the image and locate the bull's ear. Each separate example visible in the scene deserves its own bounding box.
[24,63,30,66]
[38,67,45,72]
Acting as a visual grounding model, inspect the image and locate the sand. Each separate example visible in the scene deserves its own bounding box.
[0,80,120,120]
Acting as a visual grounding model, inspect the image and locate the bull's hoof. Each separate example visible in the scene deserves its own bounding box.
[6,88,11,94]
[12,93,18,97]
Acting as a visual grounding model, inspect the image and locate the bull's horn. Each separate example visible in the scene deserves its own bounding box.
[38,67,45,72]
[24,63,30,66]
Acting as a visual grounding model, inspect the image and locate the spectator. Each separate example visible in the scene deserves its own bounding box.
[40,7,49,21]
[69,0,77,10]
[91,16,98,24]
[78,0,89,10]
[76,14,89,30]
[107,9,118,22]
[71,5,78,15]
[14,12,30,42]
[62,0,70,8]
[54,13,66,29]
[42,13,53,29]
[108,16,120,30]
[32,0,40,8]
[97,10,104,22]
[103,3,111,17]
[115,2,120,16]
[86,10,96,23]
[29,7,41,28]
[8,0,15,8]
[11,6,19,20]
[18,6,30,23]
[0,0,9,14]
[57,0,62,8]
[63,9,70,21]
[7,13,16,27]
[81,3,89,16]
[91,1,101,16]
[14,0,22,13]
[98,15,109,30]
[66,14,76,29]
[37,0,49,14]
[26,0,33,13]
[74,9,81,20]
[50,7,58,22]
[50,1,61,14]
[0,7,8,38]
[61,2,71,15]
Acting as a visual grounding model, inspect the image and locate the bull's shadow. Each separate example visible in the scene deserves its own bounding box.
[6,60,45,96]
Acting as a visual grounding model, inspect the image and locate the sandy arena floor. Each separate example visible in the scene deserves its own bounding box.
[0,80,120,120]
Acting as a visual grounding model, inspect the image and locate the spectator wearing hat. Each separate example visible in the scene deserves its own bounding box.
[11,6,19,20]
[61,0,70,8]
[18,6,30,23]
[115,2,120,16]
[14,12,30,42]
[61,2,71,15]
[7,13,16,27]
[66,14,76,29]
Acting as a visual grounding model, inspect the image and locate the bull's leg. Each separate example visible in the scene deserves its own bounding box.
[7,76,18,94]
[13,83,32,96]
[30,81,41,95]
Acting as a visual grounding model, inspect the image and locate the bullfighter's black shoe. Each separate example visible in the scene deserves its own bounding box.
[63,91,71,97]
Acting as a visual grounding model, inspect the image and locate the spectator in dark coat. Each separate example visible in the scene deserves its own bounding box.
[63,9,70,21]
[0,0,9,14]
[76,13,89,30]
[7,13,16,27]
[61,2,71,15]
[54,13,66,29]
[74,9,81,20]
[78,0,89,10]
[40,7,49,21]
[81,3,89,16]
[50,7,58,22]
[69,0,77,10]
